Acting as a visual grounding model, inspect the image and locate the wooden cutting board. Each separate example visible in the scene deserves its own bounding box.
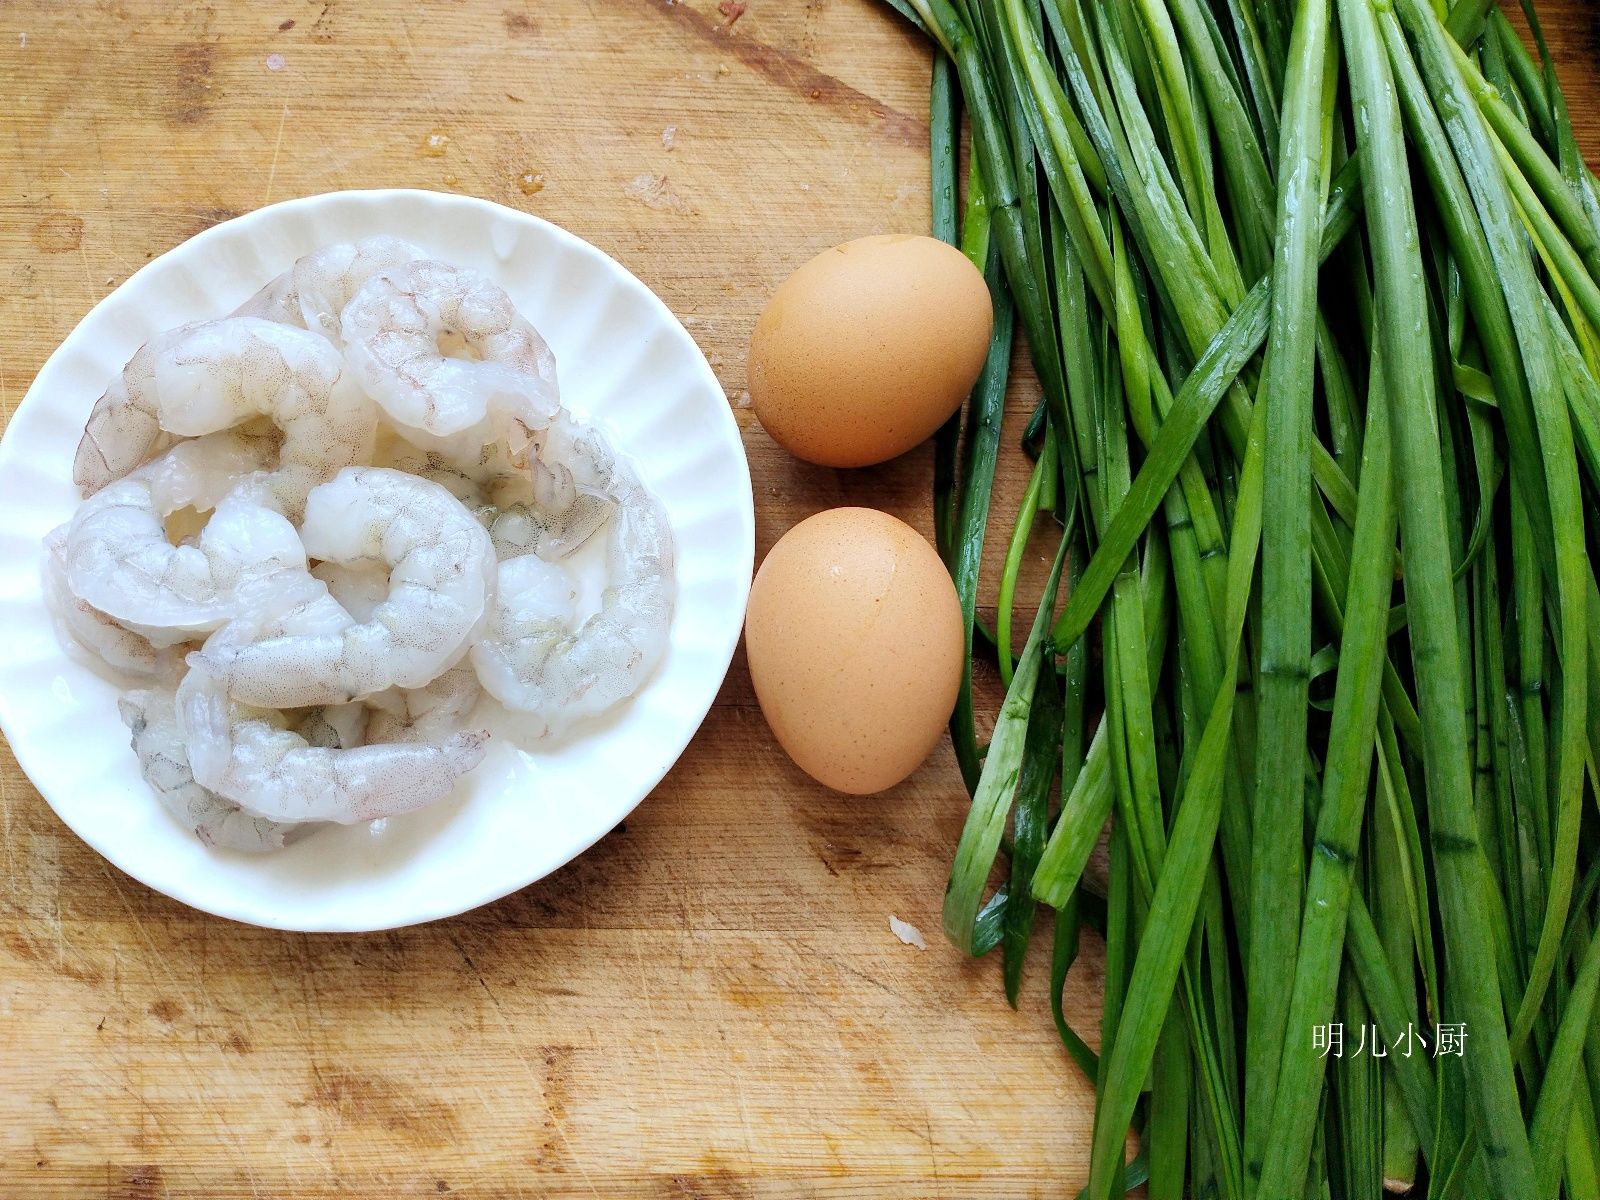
[2,3,1597,1197]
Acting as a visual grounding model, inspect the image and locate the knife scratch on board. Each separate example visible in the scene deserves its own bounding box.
[263,104,289,206]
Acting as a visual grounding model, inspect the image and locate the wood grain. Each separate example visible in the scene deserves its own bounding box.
[2,2,1598,1197]
[0,2,1090,1197]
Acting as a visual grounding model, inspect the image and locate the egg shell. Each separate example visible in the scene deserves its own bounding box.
[748,234,992,468]
[743,507,963,795]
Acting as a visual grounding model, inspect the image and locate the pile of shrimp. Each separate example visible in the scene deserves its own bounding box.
[46,237,676,853]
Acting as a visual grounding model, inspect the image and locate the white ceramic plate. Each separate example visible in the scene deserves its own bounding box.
[0,189,753,932]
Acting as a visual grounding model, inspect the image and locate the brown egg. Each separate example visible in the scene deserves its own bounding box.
[744,507,963,795]
[748,234,992,468]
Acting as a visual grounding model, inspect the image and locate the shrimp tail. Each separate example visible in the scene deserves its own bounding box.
[120,688,309,853]
[176,646,489,825]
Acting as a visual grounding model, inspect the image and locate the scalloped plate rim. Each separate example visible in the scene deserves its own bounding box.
[0,187,754,932]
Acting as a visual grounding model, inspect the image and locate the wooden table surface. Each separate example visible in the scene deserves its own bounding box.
[2,2,1598,1197]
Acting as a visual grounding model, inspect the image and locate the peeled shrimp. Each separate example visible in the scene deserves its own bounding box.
[146,317,376,485]
[484,412,622,559]
[369,432,494,510]
[310,559,390,622]
[479,499,611,561]
[200,466,497,707]
[276,651,479,747]
[43,528,166,678]
[62,434,306,639]
[56,240,686,852]
[290,564,484,739]
[73,324,194,495]
[292,702,368,750]
[175,640,488,825]
[471,421,674,738]
[233,236,422,343]
[386,420,614,561]
[365,662,483,744]
[119,687,310,853]
[73,318,375,498]
[341,259,560,461]
[255,563,483,741]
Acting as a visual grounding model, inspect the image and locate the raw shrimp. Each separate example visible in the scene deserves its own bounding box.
[74,317,375,498]
[378,419,615,560]
[310,559,390,622]
[482,412,622,559]
[62,434,306,638]
[471,423,675,738]
[73,324,195,495]
[42,528,166,677]
[273,562,483,739]
[292,702,368,750]
[304,560,484,733]
[183,576,368,781]
[479,497,612,561]
[341,259,560,461]
[365,662,483,744]
[233,236,422,344]
[366,431,498,518]
[119,687,310,853]
[271,628,479,743]
[397,419,616,561]
[201,466,497,707]
[148,317,376,484]
[176,640,488,825]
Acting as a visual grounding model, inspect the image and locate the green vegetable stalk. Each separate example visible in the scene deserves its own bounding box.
[881,0,1600,1193]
